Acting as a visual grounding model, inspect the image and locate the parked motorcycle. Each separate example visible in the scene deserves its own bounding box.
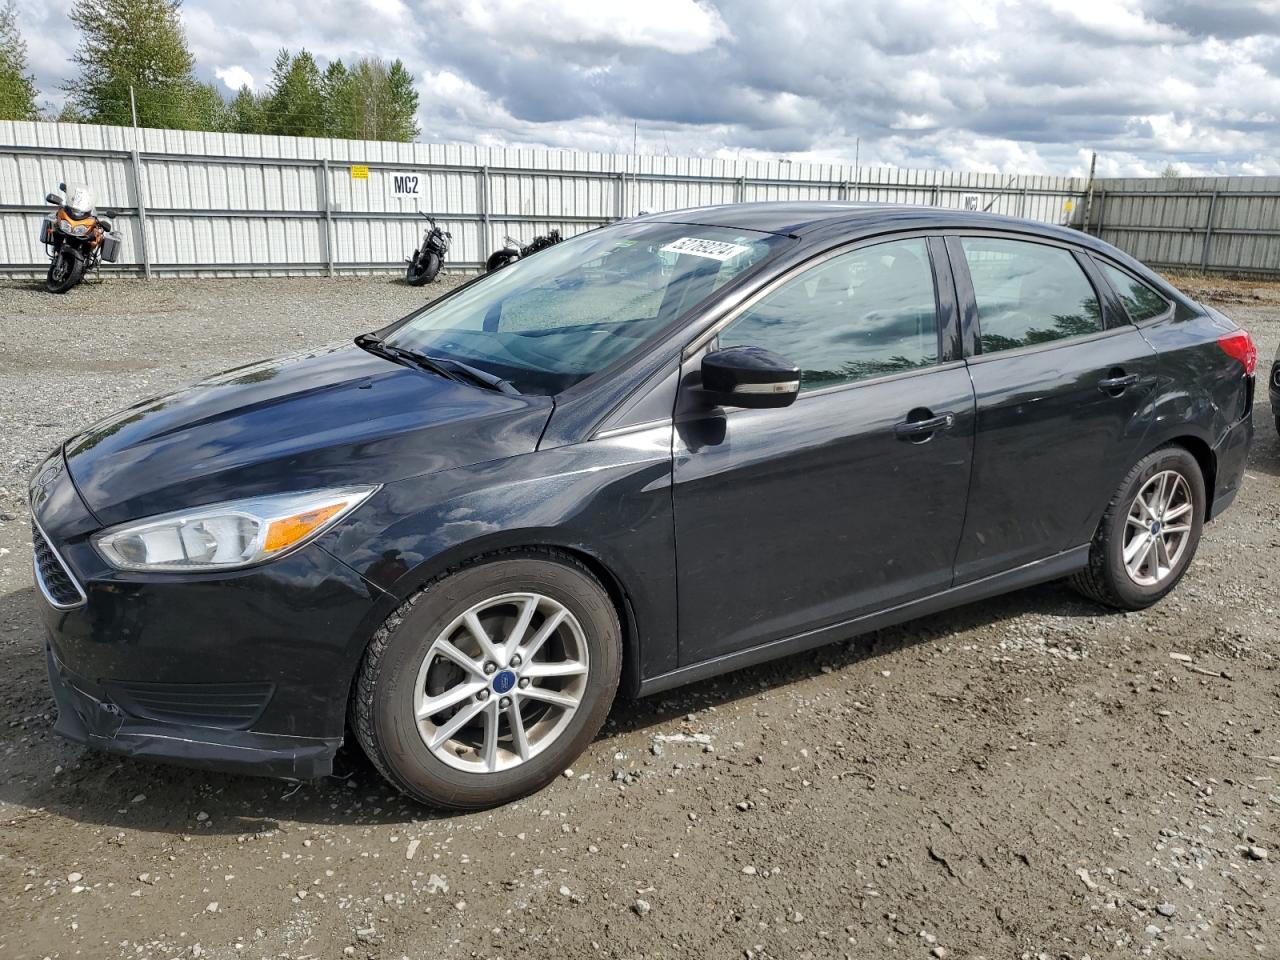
[485,228,563,273]
[39,182,122,294]
[406,213,451,286]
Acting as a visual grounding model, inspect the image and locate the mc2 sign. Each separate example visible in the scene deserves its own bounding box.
[392,173,423,198]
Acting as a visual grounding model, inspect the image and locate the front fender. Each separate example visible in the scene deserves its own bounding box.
[318,423,678,684]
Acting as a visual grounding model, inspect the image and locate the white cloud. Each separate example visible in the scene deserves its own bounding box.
[214,65,255,92]
[15,0,1280,176]
[454,0,730,55]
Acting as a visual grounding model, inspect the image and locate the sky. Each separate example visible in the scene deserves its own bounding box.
[14,0,1280,177]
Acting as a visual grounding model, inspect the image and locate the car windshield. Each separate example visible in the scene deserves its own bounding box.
[384,220,791,395]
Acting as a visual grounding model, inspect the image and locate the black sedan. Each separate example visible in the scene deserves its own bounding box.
[30,203,1256,809]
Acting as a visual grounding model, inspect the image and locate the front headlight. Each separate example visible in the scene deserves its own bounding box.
[93,486,378,572]
[57,219,73,233]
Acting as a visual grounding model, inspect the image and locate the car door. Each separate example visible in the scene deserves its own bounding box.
[947,234,1159,583]
[671,235,976,665]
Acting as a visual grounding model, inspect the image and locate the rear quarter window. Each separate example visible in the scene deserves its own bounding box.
[1098,262,1171,323]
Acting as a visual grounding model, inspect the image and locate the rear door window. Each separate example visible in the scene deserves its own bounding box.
[1098,262,1171,322]
[960,238,1102,354]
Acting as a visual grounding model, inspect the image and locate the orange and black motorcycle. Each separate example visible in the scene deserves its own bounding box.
[39,182,122,293]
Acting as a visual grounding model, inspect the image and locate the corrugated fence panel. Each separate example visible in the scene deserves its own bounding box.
[3,119,1276,278]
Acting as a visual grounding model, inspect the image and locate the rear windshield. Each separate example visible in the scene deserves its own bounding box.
[386,221,790,395]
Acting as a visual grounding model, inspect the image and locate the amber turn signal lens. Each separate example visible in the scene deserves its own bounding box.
[264,504,345,553]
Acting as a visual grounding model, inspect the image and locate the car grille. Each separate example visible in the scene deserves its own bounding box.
[32,522,86,609]
[103,681,276,730]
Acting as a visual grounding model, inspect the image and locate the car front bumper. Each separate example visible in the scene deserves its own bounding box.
[46,642,340,778]
[32,451,391,779]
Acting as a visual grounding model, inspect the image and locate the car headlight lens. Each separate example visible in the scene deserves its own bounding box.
[93,486,377,572]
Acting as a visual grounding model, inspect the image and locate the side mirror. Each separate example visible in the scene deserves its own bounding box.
[46,192,63,205]
[700,345,800,409]
[58,181,66,192]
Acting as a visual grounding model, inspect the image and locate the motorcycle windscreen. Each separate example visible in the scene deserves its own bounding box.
[66,185,94,217]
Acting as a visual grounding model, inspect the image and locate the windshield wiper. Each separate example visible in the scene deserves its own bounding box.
[355,334,519,395]
[355,333,460,382]
[427,356,521,396]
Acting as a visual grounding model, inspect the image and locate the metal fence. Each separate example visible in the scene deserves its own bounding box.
[3,121,1279,279]
[1078,176,1280,278]
[0,120,1086,278]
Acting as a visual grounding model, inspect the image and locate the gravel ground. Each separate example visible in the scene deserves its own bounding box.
[0,274,1277,960]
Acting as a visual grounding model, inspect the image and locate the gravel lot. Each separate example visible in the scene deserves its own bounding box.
[0,273,1277,960]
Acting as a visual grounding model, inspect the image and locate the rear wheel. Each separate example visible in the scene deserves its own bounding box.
[351,551,621,809]
[486,249,519,273]
[1070,446,1205,610]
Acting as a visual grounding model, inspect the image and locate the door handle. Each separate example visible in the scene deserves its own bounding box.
[894,412,955,440]
[1097,372,1140,393]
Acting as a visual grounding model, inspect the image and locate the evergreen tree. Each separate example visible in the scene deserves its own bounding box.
[264,49,326,137]
[65,0,204,129]
[226,84,266,134]
[0,0,39,120]
[321,59,353,137]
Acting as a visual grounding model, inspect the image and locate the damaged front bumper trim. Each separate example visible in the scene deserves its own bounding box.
[47,644,340,780]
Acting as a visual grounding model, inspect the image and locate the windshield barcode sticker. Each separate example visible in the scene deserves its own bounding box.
[660,237,751,261]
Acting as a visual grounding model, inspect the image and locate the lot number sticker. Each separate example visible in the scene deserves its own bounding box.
[660,237,751,261]
[391,173,423,197]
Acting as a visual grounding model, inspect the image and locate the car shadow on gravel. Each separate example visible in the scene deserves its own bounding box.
[601,579,1100,739]
[0,578,1103,833]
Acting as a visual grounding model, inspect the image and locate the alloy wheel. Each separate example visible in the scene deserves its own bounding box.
[1122,470,1193,587]
[412,592,589,773]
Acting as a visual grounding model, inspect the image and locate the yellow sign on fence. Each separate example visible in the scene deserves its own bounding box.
[350,165,369,180]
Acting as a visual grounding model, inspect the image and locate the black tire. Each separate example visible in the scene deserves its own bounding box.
[486,249,519,273]
[1274,414,1279,439]
[1070,446,1205,610]
[45,249,86,294]
[420,252,442,283]
[351,549,622,809]
[405,250,438,287]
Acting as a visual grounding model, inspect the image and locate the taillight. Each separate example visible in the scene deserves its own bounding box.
[1217,330,1257,376]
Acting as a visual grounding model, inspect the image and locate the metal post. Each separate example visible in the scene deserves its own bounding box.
[127,85,152,280]
[615,171,625,221]
[478,165,490,254]
[1019,185,1028,219]
[736,176,746,203]
[320,158,334,277]
[129,148,152,280]
[1200,190,1219,273]
[1081,151,1097,234]
[1095,190,1107,238]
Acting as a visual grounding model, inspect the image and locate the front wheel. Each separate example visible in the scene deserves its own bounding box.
[45,248,86,293]
[351,551,622,809]
[405,251,440,286]
[1070,446,1205,610]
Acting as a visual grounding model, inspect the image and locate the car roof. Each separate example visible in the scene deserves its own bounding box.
[639,201,1116,257]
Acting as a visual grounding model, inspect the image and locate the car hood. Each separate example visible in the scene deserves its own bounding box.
[65,341,553,527]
